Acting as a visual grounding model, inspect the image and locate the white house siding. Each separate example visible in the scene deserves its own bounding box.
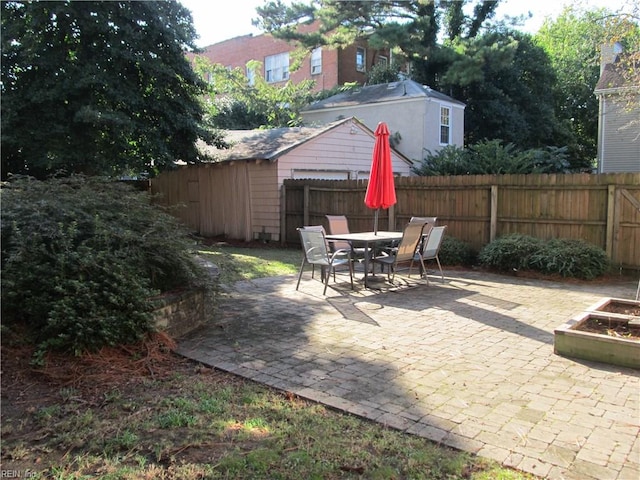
[598,95,640,173]
[301,98,465,162]
[276,120,413,186]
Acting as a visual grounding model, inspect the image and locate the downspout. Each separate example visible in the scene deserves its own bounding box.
[597,94,606,173]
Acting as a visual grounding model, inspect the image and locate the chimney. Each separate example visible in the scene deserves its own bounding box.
[600,43,623,74]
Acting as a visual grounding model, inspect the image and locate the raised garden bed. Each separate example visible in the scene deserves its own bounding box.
[554,298,640,369]
[587,297,640,318]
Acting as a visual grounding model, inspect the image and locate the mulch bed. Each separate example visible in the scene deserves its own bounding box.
[578,317,640,340]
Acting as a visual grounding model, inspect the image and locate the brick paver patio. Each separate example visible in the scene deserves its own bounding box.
[177,270,640,480]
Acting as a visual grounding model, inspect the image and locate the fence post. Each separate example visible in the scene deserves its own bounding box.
[303,184,310,226]
[280,184,286,245]
[606,185,615,259]
[389,204,396,231]
[490,185,498,242]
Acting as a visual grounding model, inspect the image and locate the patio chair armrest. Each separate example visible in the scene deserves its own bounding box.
[330,248,352,261]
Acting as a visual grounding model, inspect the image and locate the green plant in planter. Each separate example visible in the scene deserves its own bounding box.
[1,175,204,359]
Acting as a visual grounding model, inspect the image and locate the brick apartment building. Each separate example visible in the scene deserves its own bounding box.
[189,22,391,92]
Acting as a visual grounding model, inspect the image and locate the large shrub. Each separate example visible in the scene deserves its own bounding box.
[1,175,204,357]
[477,234,545,272]
[528,238,609,280]
[438,236,477,266]
[412,140,571,176]
[478,234,609,279]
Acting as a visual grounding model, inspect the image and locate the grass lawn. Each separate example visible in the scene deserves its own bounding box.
[1,243,539,479]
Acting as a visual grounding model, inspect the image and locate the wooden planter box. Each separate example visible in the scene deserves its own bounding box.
[554,298,640,369]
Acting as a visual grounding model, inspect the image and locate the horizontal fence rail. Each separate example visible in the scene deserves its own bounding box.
[283,173,640,271]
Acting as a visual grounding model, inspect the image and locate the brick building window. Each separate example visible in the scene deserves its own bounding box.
[246,65,256,86]
[265,52,289,83]
[311,47,322,75]
[356,47,366,72]
[377,56,388,67]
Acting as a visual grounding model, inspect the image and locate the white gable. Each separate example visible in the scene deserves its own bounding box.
[276,119,414,184]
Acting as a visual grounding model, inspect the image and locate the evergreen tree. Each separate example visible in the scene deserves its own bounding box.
[1,0,226,179]
[453,30,560,149]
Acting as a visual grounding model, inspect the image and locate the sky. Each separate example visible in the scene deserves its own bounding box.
[178,0,628,48]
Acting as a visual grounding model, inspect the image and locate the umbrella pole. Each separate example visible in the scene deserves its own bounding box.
[374,209,379,235]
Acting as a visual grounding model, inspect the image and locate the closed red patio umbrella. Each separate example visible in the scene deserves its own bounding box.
[365,122,396,234]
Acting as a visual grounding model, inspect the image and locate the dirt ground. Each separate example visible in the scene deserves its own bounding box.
[0,333,232,471]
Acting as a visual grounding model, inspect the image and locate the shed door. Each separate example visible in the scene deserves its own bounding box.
[198,163,252,241]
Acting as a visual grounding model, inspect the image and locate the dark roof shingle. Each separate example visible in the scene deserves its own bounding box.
[302,79,465,112]
[197,118,360,162]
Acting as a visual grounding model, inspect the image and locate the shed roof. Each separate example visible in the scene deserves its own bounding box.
[197,117,412,164]
[302,79,466,112]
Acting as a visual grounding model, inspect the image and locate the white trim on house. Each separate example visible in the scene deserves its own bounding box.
[439,105,451,146]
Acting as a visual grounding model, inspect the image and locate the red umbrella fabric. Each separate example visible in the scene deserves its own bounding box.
[365,122,397,233]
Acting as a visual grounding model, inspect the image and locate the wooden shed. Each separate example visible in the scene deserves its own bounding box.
[151,117,414,242]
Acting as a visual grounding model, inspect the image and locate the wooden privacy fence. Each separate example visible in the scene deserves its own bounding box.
[283,173,640,270]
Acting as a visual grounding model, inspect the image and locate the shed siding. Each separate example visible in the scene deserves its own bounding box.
[599,95,640,173]
[248,161,281,241]
[152,120,414,242]
[276,120,413,185]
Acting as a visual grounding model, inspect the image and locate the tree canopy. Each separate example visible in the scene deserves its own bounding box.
[254,0,506,87]
[253,1,566,158]
[1,0,225,179]
[192,57,317,129]
[457,30,560,149]
[535,6,640,171]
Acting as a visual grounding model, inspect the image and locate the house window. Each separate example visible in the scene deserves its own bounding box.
[265,52,289,83]
[356,47,366,72]
[246,65,256,86]
[377,55,388,68]
[440,106,451,145]
[311,47,322,75]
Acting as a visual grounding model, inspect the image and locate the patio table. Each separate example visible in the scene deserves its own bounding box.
[325,231,403,288]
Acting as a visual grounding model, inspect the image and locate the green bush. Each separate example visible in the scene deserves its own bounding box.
[438,236,477,266]
[528,238,609,280]
[478,234,609,279]
[412,140,571,176]
[412,145,471,176]
[477,234,544,271]
[1,175,204,357]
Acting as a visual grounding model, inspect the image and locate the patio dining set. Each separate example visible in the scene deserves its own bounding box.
[296,215,447,294]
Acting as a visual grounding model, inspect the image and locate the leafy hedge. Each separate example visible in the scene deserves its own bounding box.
[438,236,477,266]
[1,175,205,358]
[412,140,571,176]
[478,234,609,279]
[477,234,545,272]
